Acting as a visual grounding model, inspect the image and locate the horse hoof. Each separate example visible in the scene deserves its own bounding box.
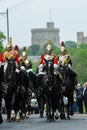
[15,118,20,122]
[55,115,59,120]
[70,111,74,116]
[60,114,66,120]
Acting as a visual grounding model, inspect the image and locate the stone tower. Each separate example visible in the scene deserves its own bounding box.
[77,32,84,44]
[77,32,87,46]
[31,22,60,49]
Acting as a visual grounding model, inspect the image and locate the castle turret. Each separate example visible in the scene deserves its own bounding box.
[77,32,84,44]
[31,22,60,49]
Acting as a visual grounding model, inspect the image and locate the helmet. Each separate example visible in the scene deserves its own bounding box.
[46,40,52,50]
[22,47,27,56]
[60,41,66,52]
[22,51,27,56]
[6,37,12,49]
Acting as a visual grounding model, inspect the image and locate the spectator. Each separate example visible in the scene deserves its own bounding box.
[83,82,87,113]
[76,83,83,113]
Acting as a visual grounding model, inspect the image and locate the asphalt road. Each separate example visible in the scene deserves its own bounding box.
[0,114,87,130]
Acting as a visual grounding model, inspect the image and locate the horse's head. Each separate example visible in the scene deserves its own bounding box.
[58,63,70,89]
[43,58,54,88]
[4,58,16,82]
[45,58,54,77]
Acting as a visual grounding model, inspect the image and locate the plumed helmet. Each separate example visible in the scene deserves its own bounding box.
[46,40,52,50]
[22,47,27,56]
[22,51,27,56]
[60,41,66,52]
[6,37,12,48]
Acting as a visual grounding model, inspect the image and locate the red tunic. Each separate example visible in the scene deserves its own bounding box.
[40,54,58,65]
[0,50,19,64]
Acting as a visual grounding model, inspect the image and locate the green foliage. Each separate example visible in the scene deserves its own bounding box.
[31,44,40,55]
[78,43,87,49]
[32,60,39,74]
[71,48,87,83]
[27,46,33,56]
[0,32,6,53]
[65,41,77,48]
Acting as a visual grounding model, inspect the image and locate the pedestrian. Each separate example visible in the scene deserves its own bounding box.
[76,83,83,113]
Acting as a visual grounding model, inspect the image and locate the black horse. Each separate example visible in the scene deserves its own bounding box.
[40,58,62,121]
[4,58,17,122]
[14,69,32,121]
[58,63,76,119]
[0,63,7,124]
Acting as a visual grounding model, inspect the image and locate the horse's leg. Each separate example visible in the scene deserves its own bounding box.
[59,96,66,119]
[66,97,71,120]
[10,92,16,121]
[21,94,26,119]
[46,96,53,122]
[37,96,44,118]
[0,94,3,124]
[4,94,12,122]
[70,95,74,116]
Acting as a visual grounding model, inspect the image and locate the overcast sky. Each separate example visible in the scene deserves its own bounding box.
[0,0,87,47]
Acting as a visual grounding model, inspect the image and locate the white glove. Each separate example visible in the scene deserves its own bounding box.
[63,96,68,105]
[54,64,58,69]
[39,64,44,69]
[26,68,33,73]
[20,66,25,70]
[16,68,20,73]
[68,64,71,68]
[0,62,1,68]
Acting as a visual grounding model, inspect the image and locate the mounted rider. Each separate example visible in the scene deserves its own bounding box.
[19,47,32,72]
[37,40,61,87]
[19,47,37,90]
[0,37,19,66]
[58,41,77,85]
[0,37,20,83]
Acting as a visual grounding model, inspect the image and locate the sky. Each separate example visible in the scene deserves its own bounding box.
[0,0,87,47]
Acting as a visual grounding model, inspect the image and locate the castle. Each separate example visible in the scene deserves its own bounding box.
[77,32,87,46]
[31,22,87,48]
[31,22,60,49]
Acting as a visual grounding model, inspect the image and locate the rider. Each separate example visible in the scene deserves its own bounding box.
[58,41,77,85]
[0,37,19,65]
[19,47,32,72]
[19,47,37,89]
[0,37,20,82]
[37,40,60,86]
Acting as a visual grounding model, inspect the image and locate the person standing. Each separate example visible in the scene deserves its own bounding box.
[76,83,83,113]
[83,82,87,113]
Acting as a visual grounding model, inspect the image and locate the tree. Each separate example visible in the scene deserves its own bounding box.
[31,44,40,55]
[65,41,77,48]
[0,32,6,53]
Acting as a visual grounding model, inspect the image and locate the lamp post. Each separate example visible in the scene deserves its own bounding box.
[0,8,9,42]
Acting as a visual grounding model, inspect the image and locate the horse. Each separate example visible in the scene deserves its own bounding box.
[0,63,7,124]
[4,58,17,122]
[58,63,76,119]
[40,58,62,121]
[0,78,3,124]
[14,69,32,121]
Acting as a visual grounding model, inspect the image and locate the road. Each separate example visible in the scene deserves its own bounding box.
[0,114,87,130]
